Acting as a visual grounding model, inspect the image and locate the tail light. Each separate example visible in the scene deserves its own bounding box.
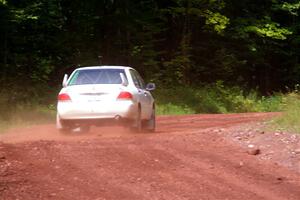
[117,91,133,100]
[58,93,71,101]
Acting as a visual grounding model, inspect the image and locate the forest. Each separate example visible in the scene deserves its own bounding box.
[0,0,300,119]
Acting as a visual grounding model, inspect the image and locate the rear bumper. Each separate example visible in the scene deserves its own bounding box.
[59,116,133,127]
[57,100,136,120]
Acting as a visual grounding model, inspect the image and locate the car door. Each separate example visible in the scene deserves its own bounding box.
[129,69,152,119]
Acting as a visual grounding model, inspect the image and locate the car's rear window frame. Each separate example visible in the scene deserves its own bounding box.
[68,68,128,86]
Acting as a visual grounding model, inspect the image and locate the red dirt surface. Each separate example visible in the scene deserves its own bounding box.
[0,113,299,200]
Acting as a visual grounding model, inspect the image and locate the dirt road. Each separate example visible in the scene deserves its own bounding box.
[0,113,300,200]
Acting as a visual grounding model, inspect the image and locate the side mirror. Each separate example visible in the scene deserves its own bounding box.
[146,83,156,91]
[62,74,68,87]
[120,73,128,86]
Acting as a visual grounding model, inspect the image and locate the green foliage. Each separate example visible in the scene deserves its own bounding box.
[271,93,300,133]
[11,2,41,21]
[280,2,300,16]
[204,10,230,34]
[244,22,292,40]
[154,83,283,115]
[157,103,195,115]
[0,0,7,6]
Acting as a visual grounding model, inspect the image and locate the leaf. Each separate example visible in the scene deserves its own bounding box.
[204,10,230,34]
[281,2,300,16]
[244,23,292,40]
[0,0,7,6]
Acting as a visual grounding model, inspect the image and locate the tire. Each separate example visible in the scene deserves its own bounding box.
[143,108,156,133]
[79,125,90,133]
[56,114,72,133]
[130,107,142,133]
[57,114,90,134]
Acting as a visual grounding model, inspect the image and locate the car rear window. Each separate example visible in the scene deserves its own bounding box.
[68,69,127,85]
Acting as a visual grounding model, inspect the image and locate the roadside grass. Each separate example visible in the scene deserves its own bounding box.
[270,93,300,133]
[156,103,196,115]
[0,105,56,134]
[155,83,283,115]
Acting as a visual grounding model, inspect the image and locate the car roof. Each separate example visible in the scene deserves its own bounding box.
[75,66,133,70]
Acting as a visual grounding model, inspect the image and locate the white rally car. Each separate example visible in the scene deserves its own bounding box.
[56,66,156,133]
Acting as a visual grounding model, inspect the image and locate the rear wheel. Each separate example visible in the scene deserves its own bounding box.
[143,108,155,133]
[57,115,90,133]
[56,114,72,133]
[130,106,142,133]
[78,125,90,133]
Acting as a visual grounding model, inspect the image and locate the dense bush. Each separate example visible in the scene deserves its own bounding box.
[271,93,300,133]
[154,83,283,115]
